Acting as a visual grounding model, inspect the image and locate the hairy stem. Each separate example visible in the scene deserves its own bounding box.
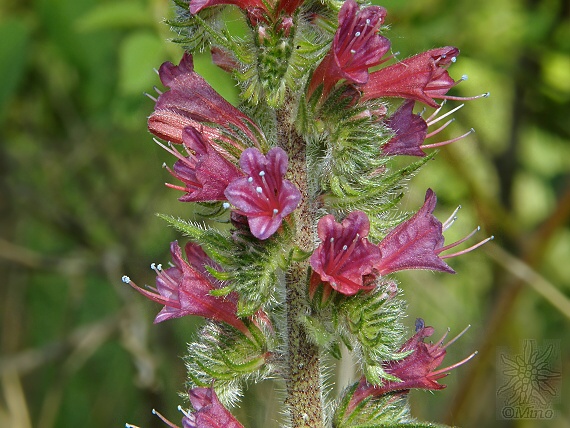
[277,98,324,428]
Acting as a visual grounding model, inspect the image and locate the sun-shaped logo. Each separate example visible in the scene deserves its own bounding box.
[497,340,561,419]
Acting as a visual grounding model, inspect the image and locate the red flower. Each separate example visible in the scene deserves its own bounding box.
[308,0,390,98]
[159,127,244,202]
[310,211,382,296]
[122,241,250,337]
[382,100,475,157]
[375,189,492,276]
[224,147,301,240]
[148,52,261,153]
[182,387,244,428]
[360,47,461,108]
[347,321,476,412]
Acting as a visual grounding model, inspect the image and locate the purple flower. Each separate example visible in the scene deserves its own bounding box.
[224,147,301,240]
[148,52,261,152]
[376,189,493,275]
[361,47,461,108]
[310,211,382,296]
[308,0,390,98]
[346,322,476,413]
[182,387,244,428]
[382,100,475,157]
[122,241,251,337]
[190,0,304,21]
[159,127,244,202]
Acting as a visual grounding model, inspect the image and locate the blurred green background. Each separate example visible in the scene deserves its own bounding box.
[0,0,569,427]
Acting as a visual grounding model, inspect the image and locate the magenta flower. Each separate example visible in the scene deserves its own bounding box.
[148,52,261,152]
[375,189,493,276]
[310,211,382,296]
[360,47,462,108]
[382,100,475,157]
[224,147,301,240]
[182,387,244,428]
[122,241,251,337]
[158,127,244,202]
[346,322,476,412]
[308,0,390,98]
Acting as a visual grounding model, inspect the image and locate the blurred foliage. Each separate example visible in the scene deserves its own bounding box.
[0,0,568,427]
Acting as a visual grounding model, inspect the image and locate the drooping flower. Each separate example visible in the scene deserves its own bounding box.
[182,387,244,428]
[308,0,390,98]
[158,127,244,202]
[382,100,475,157]
[122,241,250,337]
[148,52,261,153]
[310,211,382,296]
[375,189,492,275]
[360,47,463,108]
[346,321,476,413]
[224,147,301,240]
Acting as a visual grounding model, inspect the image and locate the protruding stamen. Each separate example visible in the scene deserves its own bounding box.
[122,275,131,283]
[125,424,141,428]
[442,205,461,231]
[440,235,494,259]
[144,92,157,102]
[178,405,191,418]
[150,263,156,270]
[426,103,464,127]
[439,92,490,103]
[153,86,163,95]
[431,350,477,378]
[439,226,480,253]
[422,128,475,150]
[442,324,472,350]
[151,408,179,428]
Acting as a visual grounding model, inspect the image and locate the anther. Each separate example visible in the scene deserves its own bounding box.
[259,170,265,176]
[223,202,230,209]
[248,177,253,183]
[355,31,361,37]
[273,208,279,215]
[461,74,468,81]
[256,186,263,193]
[151,263,156,270]
[350,49,356,54]
[342,245,348,251]
[121,276,131,283]
[451,56,457,63]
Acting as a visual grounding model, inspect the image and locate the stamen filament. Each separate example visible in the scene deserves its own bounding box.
[422,128,474,149]
[440,235,494,259]
[430,351,478,378]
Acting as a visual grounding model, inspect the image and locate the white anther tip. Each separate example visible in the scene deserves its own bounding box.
[256,186,263,193]
[223,202,230,209]
[483,92,490,97]
[259,170,265,176]
[151,263,156,269]
[451,56,457,63]
[248,177,253,183]
[121,275,130,283]
[151,409,157,415]
[461,74,468,81]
